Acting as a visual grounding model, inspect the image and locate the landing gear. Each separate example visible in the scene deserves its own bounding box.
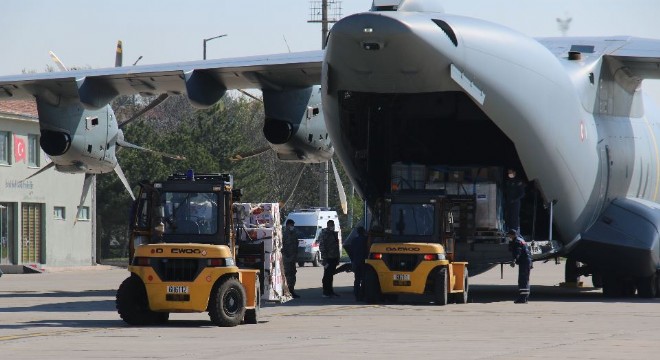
[636,273,658,298]
[602,272,659,298]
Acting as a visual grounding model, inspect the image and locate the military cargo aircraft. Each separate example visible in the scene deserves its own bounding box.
[1,0,659,297]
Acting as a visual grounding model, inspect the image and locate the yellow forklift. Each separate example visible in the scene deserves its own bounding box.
[363,192,469,305]
[116,171,260,327]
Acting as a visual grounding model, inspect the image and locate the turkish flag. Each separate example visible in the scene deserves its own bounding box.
[14,135,26,163]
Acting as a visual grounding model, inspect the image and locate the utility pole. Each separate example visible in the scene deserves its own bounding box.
[203,34,227,60]
[308,1,341,208]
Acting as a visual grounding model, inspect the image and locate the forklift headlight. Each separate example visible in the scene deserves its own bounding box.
[224,257,235,266]
[437,254,446,260]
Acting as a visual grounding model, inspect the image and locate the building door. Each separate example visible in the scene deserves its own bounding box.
[0,203,15,265]
[21,203,43,264]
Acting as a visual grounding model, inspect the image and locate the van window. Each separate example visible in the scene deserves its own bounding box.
[295,226,318,238]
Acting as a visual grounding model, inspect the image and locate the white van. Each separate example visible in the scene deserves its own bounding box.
[285,208,341,267]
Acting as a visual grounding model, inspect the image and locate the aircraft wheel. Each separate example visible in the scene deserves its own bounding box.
[433,267,448,306]
[208,278,246,327]
[244,278,261,324]
[591,272,603,289]
[455,268,469,304]
[564,260,580,283]
[116,275,157,325]
[364,267,382,304]
[602,274,623,298]
[312,253,321,267]
[637,273,657,298]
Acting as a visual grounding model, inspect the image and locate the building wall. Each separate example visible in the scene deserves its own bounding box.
[0,112,95,267]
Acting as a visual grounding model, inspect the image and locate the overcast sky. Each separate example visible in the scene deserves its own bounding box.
[1,0,658,100]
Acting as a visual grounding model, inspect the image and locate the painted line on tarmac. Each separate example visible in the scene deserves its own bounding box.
[0,328,111,342]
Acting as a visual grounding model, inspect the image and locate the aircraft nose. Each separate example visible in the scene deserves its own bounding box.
[40,129,71,156]
[263,118,293,145]
[326,12,458,94]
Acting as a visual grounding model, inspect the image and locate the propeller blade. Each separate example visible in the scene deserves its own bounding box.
[23,162,56,180]
[114,164,135,201]
[74,174,95,225]
[283,164,306,208]
[115,40,123,67]
[237,89,263,102]
[331,158,348,215]
[48,51,68,71]
[118,93,170,129]
[229,146,271,161]
[116,138,186,160]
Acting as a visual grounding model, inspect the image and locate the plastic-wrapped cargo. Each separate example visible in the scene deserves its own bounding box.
[234,202,290,302]
[391,162,427,190]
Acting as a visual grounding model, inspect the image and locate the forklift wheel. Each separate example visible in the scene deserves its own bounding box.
[433,267,448,306]
[244,278,261,324]
[209,278,246,327]
[116,275,159,325]
[364,267,382,304]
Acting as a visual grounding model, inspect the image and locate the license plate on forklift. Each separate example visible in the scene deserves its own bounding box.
[167,285,189,294]
[393,274,411,286]
[393,274,410,281]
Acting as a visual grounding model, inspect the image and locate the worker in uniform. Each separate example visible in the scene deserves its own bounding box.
[282,219,300,298]
[508,229,533,303]
[319,219,341,298]
[504,168,526,233]
[350,226,369,301]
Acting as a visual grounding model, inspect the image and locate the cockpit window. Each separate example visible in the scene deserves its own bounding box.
[161,192,218,235]
[391,203,434,236]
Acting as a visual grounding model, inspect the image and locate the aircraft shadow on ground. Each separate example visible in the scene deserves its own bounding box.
[263,284,660,307]
[0,299,116,314]
[0,289,116,299]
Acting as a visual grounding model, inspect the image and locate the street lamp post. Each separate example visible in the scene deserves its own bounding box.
[203,34,227,60]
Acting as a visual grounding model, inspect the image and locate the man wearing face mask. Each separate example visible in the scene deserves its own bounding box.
[319,219,341,297]
[504,168,526,233]
[282,219,300,298]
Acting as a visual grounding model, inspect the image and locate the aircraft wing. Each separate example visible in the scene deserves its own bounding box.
[0,50,323,104]
[538,36,660,79]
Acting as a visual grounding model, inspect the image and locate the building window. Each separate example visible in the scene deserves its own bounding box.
[0,131,10,165]
[54,206,66,220]
[77,206,90,221]
[28,134,39,167]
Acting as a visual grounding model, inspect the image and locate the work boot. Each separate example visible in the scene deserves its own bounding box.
[514,295,528,304]
[289,287,300,298]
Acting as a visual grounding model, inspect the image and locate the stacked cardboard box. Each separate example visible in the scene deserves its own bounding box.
[234,202,289,302]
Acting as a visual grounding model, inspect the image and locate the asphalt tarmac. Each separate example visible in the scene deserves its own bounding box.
[1,261,659,359]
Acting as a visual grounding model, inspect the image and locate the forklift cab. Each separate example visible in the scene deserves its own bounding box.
[383,193,461,259]
[128,173,238,261]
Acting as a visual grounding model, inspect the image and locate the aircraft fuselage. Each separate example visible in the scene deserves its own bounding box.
[323,10,660,278]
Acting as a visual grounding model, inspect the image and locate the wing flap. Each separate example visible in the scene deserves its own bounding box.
[0,50,323,102]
